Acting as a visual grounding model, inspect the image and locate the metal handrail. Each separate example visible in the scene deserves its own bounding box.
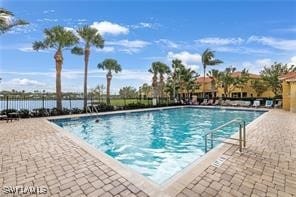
[204,118,246,153]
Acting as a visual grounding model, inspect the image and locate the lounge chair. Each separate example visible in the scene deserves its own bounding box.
[206,99,214,105]
[0,115,13,122]
[200,99,208,105]
[241,101,251,107]
[274,100,282,108]
[221,100,231,106]
[252,100,261,108]
[265,100,273,108]
[230,100,239,106]
[213,100,220,105]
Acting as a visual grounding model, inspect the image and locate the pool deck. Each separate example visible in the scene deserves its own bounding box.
[0,107,296,196]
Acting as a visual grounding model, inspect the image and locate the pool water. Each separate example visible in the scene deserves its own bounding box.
[52,107,264,184]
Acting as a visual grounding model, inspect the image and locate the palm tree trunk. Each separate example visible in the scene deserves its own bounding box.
[54,50,63,112]
[203,66,206,98]
[106,72,112,105]
[83,48,90,112]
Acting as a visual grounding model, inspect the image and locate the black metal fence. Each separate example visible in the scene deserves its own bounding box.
[0,95,173,112]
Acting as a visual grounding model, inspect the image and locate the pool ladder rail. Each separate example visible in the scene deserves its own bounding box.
[87,106,100,119]
[204,118,246,153]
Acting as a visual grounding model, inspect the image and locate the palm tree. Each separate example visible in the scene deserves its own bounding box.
[97,59,122,105]
[33,26,79,111]
[71,25,104,112]
[207,69,221,98]
[148,62,160,101]
[157,62,170,98]
[201,48,223,98]
[171,59,185,100]
[0,8,28,34]
[180,68,199,99]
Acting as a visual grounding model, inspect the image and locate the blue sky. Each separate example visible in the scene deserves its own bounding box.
[0,0,296,93]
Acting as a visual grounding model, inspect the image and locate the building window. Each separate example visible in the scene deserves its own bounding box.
[242,92,247,98]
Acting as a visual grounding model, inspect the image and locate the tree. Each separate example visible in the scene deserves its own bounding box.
[251,79,268,97]
[119,86,137,98]
[93,84,105,102]
[207,69,221,98]
[33,26,79,111]
[0,8,28,34]
[157,62,170,98]
[140,83,152,98]
[171,59,185,100]
[148,62,160,100]
[201,49,223,97]
[97,59,122,105]
[180,68,199,99]
[71,25,104,112]
[260,62,296,96]
[219,67,249,97]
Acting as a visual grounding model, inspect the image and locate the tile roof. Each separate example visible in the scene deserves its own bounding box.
[280,72,296,81]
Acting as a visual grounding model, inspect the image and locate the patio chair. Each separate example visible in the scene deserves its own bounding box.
[242,101,251,107]
[200,99,208,105]
[0,115,13,123]
[213,100,220,105]
[274,100,282,108]
[265,100,273,108]
[221,100,231,106]
[206,99,214,105]
[252,100,261,108]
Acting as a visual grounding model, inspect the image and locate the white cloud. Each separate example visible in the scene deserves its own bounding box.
[43,10,55,14]
[130,22,156,29]
[196,37,244,45]
[167,51,201,71]
[95,46,115,53]
[90,21,129,36]
[255,58,273,67]
[37,18,58,22]
[155,39,178,48]
[288,56,296,66]
[9,78,46,86]
[248,36,296,51]
[107,39,150,54]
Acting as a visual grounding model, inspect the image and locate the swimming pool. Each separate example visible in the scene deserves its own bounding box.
[52,107,264,184]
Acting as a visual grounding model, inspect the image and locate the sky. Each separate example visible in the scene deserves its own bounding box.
[0,0,296,93]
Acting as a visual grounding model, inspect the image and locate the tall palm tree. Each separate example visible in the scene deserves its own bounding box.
[148,62,160,100]
[97,59,122,105]
[33,26,79,111]
[157,62,170,98]
[0,8,28,34]
[201,48,223,98]
[171,59,185,100]
[72,25,104,112]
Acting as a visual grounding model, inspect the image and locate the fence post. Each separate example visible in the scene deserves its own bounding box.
[42,95,45,109]
[6,96,8,114]
[69,97,72,110]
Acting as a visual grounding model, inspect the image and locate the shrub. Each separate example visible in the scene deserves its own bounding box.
[31,108,50,117]
[71,108,83,114]
[1,109,18,115]
[19,109,30,118]
[123,102,147,110]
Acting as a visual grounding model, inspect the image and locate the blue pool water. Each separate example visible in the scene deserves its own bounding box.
[52,107,264,184]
